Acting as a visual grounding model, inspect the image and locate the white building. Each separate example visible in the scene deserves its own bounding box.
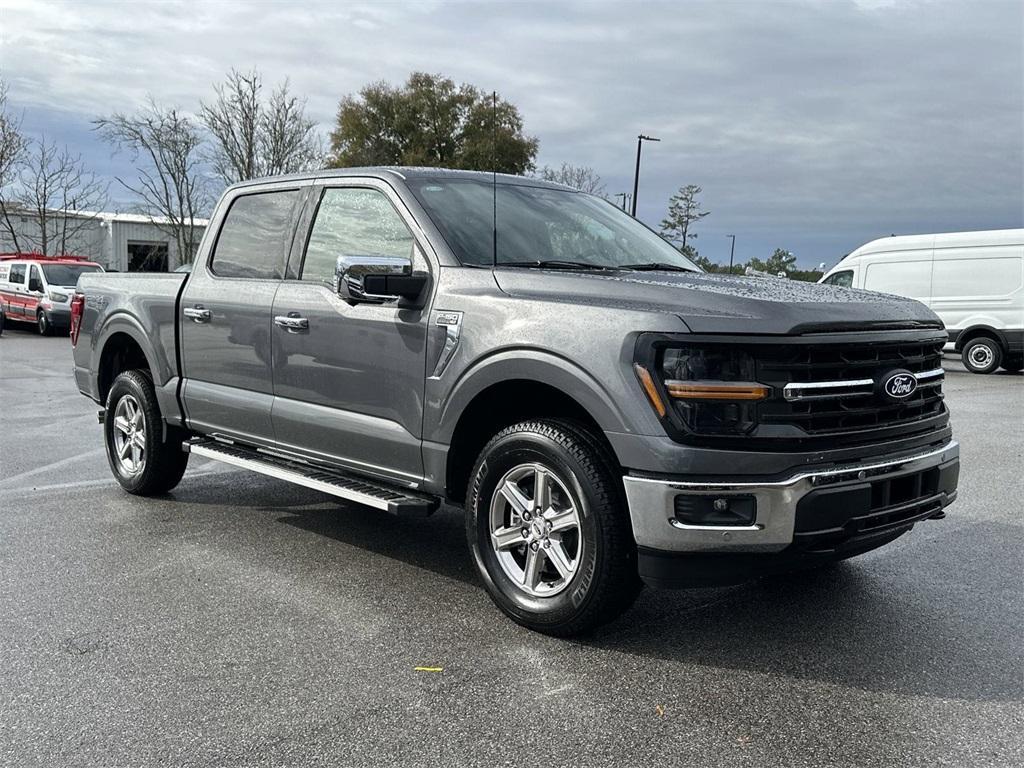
[0,208,209,271]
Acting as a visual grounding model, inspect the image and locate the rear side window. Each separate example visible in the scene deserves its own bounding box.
[300,187,415,285]
[210,189,300,279]
[8,263,26,285]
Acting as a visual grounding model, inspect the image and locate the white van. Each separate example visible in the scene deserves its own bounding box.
[820,229,1024,374]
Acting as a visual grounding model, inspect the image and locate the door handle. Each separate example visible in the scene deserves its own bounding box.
[183,306,211,323]
[274,314,309,333]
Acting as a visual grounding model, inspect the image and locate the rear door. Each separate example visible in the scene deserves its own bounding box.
[270,180,433,485]
[180,183,309,445]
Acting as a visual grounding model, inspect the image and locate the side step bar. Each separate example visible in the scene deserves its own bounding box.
[185,439,437,517]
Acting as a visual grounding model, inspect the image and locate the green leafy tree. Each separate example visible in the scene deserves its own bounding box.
[328,72,538,174]
[747,248,797,276]
[660,184,710,250]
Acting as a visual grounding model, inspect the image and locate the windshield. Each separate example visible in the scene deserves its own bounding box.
[408,179,699,272]
[40,263,102,286]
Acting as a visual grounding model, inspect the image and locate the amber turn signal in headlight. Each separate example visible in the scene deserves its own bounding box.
[665,381,769,401]
[633,363,667,417]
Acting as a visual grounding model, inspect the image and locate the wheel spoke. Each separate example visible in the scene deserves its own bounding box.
[118,439,132,459]
[499,480,531,517]
[113,416,131,436]
[545,508,577,534]
[533,467,550,510]
[130,442,141,467]
[545,541,574,580]
[523,547,544,589]
[491,525,525,551]
[133,433,146,450]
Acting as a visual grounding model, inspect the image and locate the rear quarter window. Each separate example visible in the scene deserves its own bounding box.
[209,189,301,279]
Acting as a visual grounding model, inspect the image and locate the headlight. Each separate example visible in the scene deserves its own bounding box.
[49,290,68,302]
[635,342,768,437]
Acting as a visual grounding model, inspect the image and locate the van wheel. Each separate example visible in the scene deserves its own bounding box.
[104,370,189,495]
[466,419,641,636]
[37,311,51,336]
[961,337,1002,374]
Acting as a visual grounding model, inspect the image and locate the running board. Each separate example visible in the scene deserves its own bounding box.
[184,439,437,517]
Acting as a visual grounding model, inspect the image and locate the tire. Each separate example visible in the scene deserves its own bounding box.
[37,311,51,336]
[0,309,4,336]
[961,337,1002,374]
[466,418,641,636]
[103,370,189,495]
[1001,356,1023,373]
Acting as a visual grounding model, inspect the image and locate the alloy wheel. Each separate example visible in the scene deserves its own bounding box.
[488,462,583,597]
[112,394,146,474]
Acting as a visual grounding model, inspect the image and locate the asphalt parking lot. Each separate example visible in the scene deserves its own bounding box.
[0,326,1021,768]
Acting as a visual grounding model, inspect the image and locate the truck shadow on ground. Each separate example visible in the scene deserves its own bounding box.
[276,497,1022,705]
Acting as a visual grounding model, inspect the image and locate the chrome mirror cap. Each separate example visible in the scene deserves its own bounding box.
[335,255,411,303]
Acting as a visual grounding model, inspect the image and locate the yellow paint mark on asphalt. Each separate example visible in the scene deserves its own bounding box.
[414,666,443,673]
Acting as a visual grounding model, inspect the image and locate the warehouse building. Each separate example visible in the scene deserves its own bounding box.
[0,207,208,271]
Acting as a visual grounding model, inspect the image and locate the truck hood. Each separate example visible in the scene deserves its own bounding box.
[493,268,943,335]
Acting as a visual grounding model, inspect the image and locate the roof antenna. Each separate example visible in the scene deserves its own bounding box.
[491,90,498,268]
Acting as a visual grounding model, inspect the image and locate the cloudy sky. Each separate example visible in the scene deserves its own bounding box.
[2,0,1021,268]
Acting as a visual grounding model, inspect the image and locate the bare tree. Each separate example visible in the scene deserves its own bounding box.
[94,99,210,263]
[15,138,107,256]
[0,79,29,252]
[660,184,710,251]
[538,162,606,195]
[201,68,321,184]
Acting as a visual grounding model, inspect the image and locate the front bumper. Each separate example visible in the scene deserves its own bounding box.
[623,440,959,556]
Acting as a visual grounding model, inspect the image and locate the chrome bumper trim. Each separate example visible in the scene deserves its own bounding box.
[623,440,959,553]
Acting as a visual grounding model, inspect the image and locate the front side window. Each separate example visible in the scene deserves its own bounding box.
[408,178,699,272]
[210,189,300,279]
[824,270,854,288]
[29,265,44,291]
[300,187,415,284]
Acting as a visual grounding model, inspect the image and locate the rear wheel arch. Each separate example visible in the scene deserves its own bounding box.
[97,331,154,404]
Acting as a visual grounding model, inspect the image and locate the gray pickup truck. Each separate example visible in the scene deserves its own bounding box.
[71,168,959,635]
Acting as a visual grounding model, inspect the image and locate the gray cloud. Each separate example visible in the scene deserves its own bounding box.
[3,0,1021,267]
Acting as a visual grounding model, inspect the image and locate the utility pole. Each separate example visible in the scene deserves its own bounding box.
[727,234,736,274]
[613,192,631,212]
[631,134,660,217]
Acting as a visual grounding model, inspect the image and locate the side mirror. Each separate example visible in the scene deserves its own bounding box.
[335,255,427,305]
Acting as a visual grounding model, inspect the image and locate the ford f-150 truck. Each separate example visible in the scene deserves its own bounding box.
[71,168,960,636]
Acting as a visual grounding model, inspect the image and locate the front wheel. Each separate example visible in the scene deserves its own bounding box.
[466,419,641,636]
[37,311,51,336]
[104,370,189,495]
[961,337,1002,374]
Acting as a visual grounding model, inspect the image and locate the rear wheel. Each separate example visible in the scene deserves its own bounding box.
[466,419,641,636]
[104,370,189,495]
[961,337,1002,374]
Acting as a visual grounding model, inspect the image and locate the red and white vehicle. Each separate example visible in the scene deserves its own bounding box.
[0,254,104,335]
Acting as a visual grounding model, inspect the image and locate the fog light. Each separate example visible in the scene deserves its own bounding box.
[673,494,756,526]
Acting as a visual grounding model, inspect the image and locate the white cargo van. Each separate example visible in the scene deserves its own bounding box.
[821,230,1024,374]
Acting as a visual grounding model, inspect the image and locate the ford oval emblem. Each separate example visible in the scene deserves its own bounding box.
[881,370,918,401]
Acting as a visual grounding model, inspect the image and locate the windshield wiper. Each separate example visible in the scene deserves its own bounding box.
[499,260,615,271]
[620,262,694,273]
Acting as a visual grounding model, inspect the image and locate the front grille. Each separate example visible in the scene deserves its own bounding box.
[756,338,946,437]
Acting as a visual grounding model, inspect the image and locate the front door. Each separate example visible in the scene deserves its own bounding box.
[180,185,306,445]
[271,182,433,486]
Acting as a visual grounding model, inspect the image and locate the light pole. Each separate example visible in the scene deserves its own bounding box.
[613,192,631,212]
[631,134,660,217]
[727,234,736,274]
